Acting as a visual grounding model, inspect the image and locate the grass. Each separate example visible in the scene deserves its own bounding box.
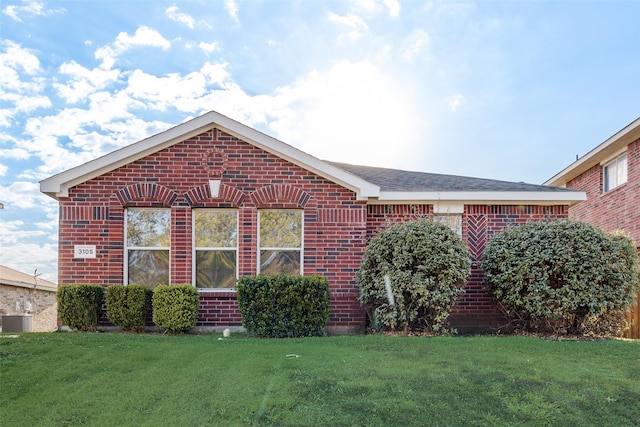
[1,333,639,426]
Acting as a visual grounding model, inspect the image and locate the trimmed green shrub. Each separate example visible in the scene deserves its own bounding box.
[106,285,153,333]
[152,285,200,333]
[237,275,330,338]
[482,220,640,336]
[56,284,105,331]
[357,218,472,334]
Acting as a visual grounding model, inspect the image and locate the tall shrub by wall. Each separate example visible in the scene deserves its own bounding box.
[482,220,640,336]
[56,284,105,331]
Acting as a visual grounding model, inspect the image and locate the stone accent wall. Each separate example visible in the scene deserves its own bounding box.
[0,284,57,332]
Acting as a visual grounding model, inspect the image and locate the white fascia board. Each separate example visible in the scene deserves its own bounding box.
[40,111,380,200]
[544,117,640,187]
[370,191,587,206]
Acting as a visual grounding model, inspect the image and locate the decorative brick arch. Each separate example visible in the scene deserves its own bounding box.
[183,184,247,207]
[251,184,313,208]
[114,183,178,207]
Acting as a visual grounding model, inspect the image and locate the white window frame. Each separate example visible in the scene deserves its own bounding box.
[192,208,239,290]
[603,153,628,192]
[257,209,304,275]
[124,207,171,287]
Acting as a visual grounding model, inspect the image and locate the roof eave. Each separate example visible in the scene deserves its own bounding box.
[544,117,640,187]
[39,111,381,201]
[369,190,587,207]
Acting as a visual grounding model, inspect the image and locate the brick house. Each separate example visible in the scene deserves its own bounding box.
[545,117,640,338]
[41,111,585,334]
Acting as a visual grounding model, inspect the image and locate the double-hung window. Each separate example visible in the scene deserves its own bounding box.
[258,210,302,275]
[193,209,238,289]
[126,208,170,288]
[603,154,627,192]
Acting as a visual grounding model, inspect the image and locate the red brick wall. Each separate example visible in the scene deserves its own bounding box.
[57,127,570,333]
[566,138,640,246]
[58,128,367,332]
[366,204,568,333]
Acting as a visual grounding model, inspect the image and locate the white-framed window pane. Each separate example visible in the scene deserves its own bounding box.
[617,155,628,186]
[194,210,237,248]
[193,209,238,289]
[259,211,302,248]
[127,209,170,247]
[126,208,170,288]
[260,250,301,276]
[195,250,237,288]
[258,210,303,275]
[434,214,463,237]
[128,250,169,287]
[604,154,628,192]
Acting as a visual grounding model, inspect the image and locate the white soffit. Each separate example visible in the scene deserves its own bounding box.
[371,190,587,206]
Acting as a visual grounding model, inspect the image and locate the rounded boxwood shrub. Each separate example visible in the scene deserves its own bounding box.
[357,218,472,334]
[482,220,640,336]
[237,275,330,338]
[106,285,153,333]
[152,285,200,334]
[56,284,105,331]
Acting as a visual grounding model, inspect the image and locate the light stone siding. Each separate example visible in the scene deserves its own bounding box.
[0,284,58,332]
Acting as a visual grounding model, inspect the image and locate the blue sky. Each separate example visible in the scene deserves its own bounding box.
[1,0,639,282]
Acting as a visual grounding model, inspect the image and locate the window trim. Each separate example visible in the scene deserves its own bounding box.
[192,208,239,291]
[257,209,304,275]
[124,207,171,287]
[603,153,628,192]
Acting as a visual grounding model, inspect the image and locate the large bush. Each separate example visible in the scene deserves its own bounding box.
[482,220,640,336]
[152,285,200,333]
[237,275,330,338]
[56,284,105,331]
[357,218,471,334]
[106,285,153,333]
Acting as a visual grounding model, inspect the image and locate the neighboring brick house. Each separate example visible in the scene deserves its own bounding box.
[545,117,640,338]
[0,265,58,332]
[41,111,585,334]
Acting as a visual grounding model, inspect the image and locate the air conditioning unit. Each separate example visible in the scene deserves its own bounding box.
[2,315,33,332]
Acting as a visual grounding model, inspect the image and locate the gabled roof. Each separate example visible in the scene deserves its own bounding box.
[545,117,640,187]
[0,265,57,291]
[40,111,379,201]
[40,110,585,206]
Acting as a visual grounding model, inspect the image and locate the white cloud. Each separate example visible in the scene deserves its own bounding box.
[95,26,171,69]
[267,60,424,169]
[328,12,369,41]
[0,180,47,209]
[0,163,7,176]
[401,29,430,60]
[165,5,196,28]
[383,0,400,17]
[2,0,64,22]
[447,94,466,111]
[224,0,239,22]
[53,60,121,103]
[198,42,219,54]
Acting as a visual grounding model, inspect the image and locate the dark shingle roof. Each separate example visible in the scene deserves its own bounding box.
[326,162,573,193]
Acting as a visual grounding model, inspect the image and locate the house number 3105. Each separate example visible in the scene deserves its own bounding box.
[74,245,97,258]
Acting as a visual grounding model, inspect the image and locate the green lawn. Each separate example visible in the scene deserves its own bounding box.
[1,333,639,426]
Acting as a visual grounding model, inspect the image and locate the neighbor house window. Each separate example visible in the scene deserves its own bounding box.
[193,209,238,289]
[603,154,627,192]
[258,210,302,275]
[126,208,170,288]
[434,214,463,237]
